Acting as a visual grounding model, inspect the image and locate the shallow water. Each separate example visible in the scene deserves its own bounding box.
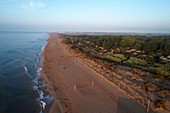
[0,32,52,113]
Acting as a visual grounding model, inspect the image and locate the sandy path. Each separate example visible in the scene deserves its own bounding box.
[41,33,147,113]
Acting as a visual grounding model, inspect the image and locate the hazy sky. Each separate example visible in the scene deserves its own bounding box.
[0,0,170,32]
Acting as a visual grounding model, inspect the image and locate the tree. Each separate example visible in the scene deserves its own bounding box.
[143,38,159,54]
[120,37,135,47]
[96,38,103,47]
[164,40,170,56]
[102,40,112,50]
[133,43,142,50]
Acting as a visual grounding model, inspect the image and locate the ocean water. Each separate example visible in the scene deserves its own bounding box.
[0,32,52,113]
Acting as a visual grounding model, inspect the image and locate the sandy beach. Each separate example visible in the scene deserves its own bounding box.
[41,33,147,113]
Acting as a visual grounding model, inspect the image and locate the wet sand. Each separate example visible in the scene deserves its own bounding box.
[41,33,147,113]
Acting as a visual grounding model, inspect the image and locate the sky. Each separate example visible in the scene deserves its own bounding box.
[0,0,170,33]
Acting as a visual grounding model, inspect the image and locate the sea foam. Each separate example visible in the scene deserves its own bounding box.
[33,39,53,113]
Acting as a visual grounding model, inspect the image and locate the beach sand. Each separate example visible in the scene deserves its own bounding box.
[41,33,147,113]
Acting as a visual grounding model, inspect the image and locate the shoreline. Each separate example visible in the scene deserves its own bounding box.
[41,33,147,113]
[33,33,53,113]
[41,33,71,113]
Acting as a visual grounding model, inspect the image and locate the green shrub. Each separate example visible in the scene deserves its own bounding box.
[148,67,157,73]
[146,55,155,63]
[112,54,127,60]
[101,55,122,63]
[148,67,170,80]
[124,57,147,66]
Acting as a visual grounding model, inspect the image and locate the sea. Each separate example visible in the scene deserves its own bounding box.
[0,32,53,113]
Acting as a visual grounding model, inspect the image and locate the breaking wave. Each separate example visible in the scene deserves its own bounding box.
[24,39,53,113]
[34,41,53,113]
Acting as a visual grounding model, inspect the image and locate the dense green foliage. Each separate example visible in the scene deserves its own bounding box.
[66,34,170,80]
[74,35,170,56]
[101,55,122,63]
[124,57,147,66]
[112,54,127,61]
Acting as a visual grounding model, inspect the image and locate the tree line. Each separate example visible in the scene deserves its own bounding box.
[79,35,170,56]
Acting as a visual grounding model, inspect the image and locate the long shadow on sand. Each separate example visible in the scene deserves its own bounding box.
[116,97,154,113]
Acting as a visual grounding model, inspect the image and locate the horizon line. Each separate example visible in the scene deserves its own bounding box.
[0,30,170,34]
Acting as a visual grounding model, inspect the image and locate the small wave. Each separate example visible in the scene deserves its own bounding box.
[24,65,33,79]
[41,46,45,52]
[40,101,46,110]
[24,66,28,72]
[33,77,39,84]
[37,67,42,73]
[35,53,40,64]
[39,91,44,100]
[36,89,53,112]
[36,56,40,64]
[40,95,53,110]
[42,95,53,104]
[33,86,38,91]
[35,53,41,68]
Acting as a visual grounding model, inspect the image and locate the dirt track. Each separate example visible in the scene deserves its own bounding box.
[41,33,147,113]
